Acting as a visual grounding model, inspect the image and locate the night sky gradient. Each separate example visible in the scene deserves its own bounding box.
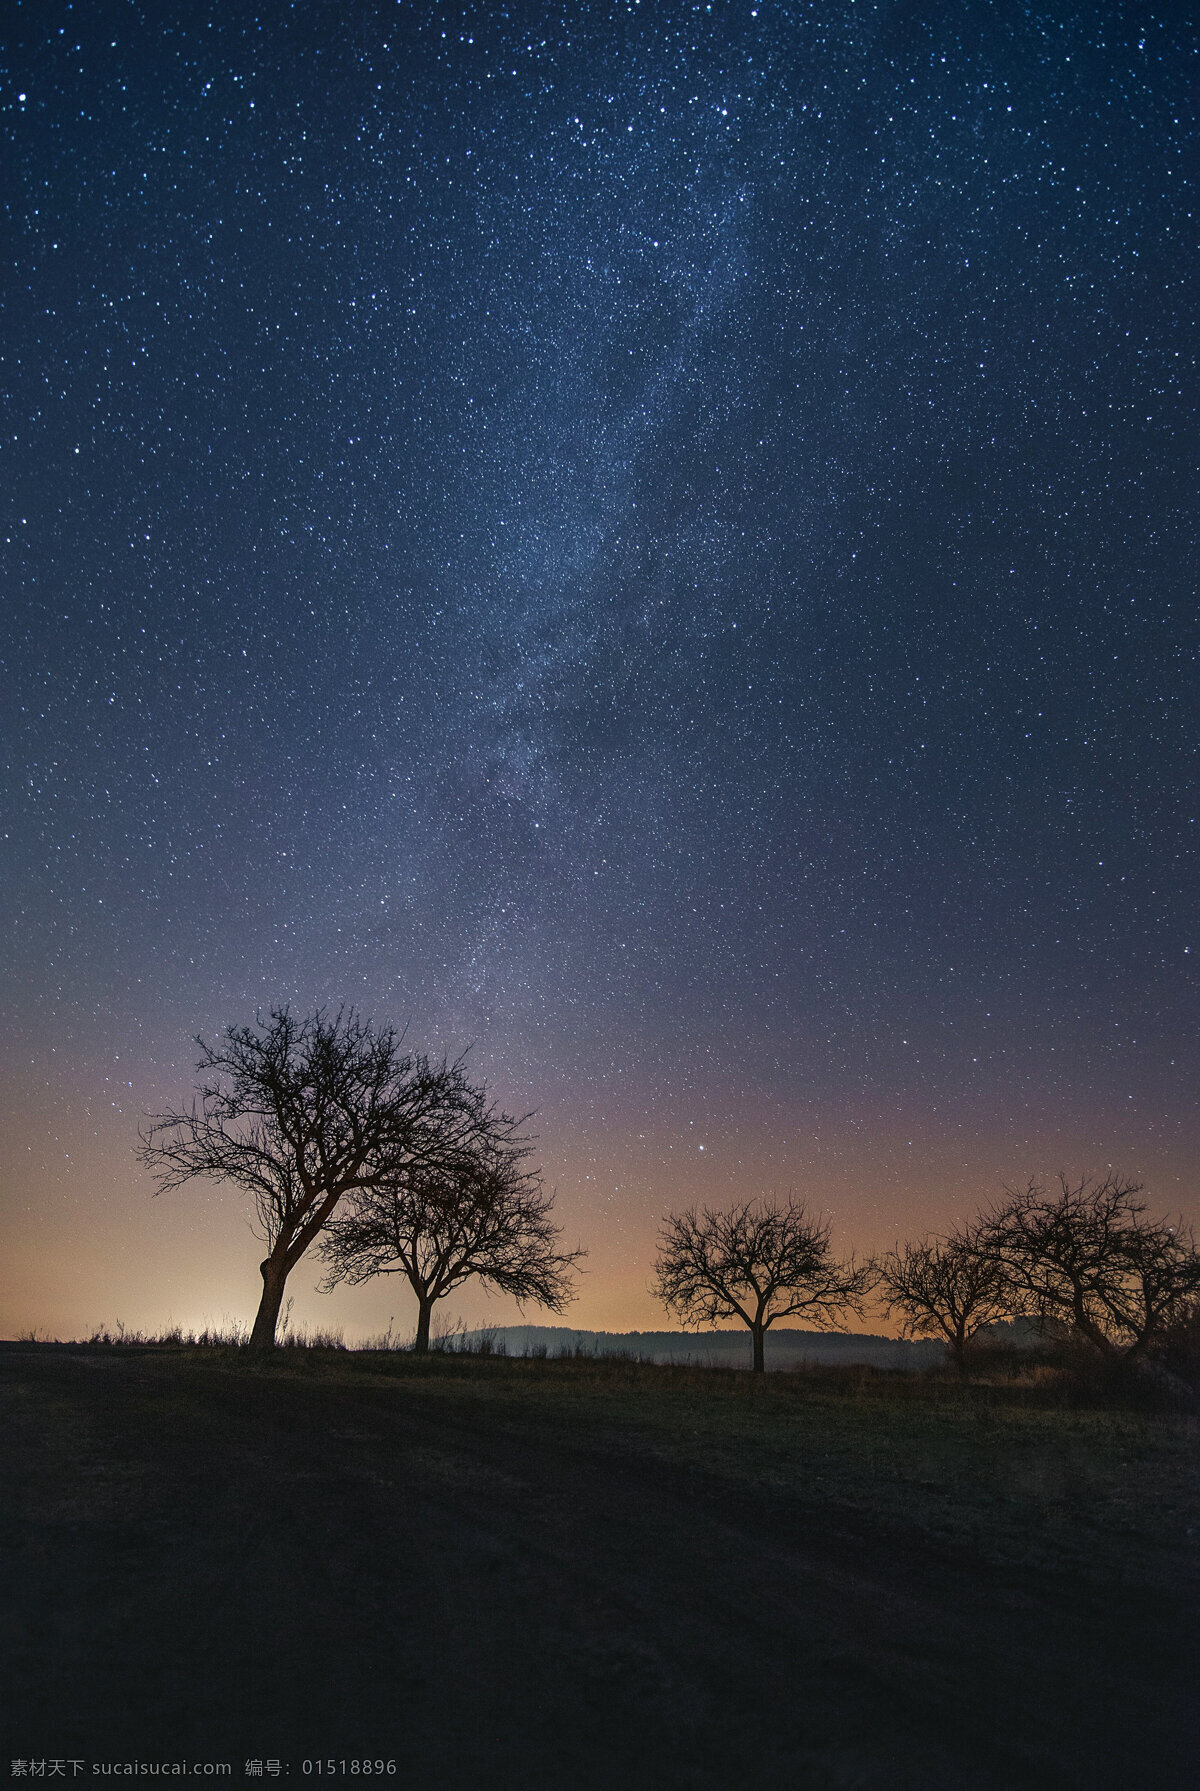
[2,0,1196,1340]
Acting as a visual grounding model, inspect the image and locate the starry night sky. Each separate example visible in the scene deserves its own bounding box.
[2,0,1196,1340]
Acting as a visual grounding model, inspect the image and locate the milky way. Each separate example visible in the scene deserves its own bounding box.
[2,1,1195,1336]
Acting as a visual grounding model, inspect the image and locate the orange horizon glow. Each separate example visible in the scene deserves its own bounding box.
[5,1053,1197,1345]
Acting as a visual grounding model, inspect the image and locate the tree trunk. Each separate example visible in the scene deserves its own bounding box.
[1071,1289,1117,1358]
[413,1297,434,1355]
[249,1257,289,1350]
[751,1324,766,1374]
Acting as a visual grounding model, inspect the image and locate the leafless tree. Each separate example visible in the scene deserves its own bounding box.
[877,1229,1009,1368]
[318,1120,584,1351]
[139,1007,485,1349]
[977,1172,1200,1362]
[652,1195,875,1373]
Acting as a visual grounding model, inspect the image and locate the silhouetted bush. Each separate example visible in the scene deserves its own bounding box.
[1150,1300,1200,1396]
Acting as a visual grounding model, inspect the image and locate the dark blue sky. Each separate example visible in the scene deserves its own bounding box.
[2,0,1196,1336]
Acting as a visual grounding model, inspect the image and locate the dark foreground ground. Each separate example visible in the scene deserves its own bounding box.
[3,1346,1197,1790]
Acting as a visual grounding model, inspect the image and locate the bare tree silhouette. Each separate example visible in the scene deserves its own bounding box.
[877,1229,1009,1369]
[652,1195,875,1373]
[978,1172,1200,1362]
[319,1118,583,1350]
[139,1007,484,1348]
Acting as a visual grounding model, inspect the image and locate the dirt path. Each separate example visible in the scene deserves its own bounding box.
[3,1350,1194,1789]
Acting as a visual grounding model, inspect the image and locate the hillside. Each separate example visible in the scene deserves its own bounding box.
[456,1323,949,1368]
[6,1342,1193,1788]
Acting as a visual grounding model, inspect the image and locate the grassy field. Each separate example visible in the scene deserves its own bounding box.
[3,1343,1197,1789]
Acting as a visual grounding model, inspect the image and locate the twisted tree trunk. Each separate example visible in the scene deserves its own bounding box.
[250,1256,289,1350]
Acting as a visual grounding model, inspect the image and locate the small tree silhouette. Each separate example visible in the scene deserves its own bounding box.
[319,1117,584,1351]
[877,1230,1009,1369]
[652,1195,875,1373]
[139,1007,485,1349]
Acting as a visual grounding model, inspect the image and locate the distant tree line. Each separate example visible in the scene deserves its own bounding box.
[876,1173,1200,1372]
[651,1175,1200,1374]
[141,1006,1200,1376]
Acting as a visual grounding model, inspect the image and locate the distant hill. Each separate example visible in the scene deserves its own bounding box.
[450,1324,948,1371]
